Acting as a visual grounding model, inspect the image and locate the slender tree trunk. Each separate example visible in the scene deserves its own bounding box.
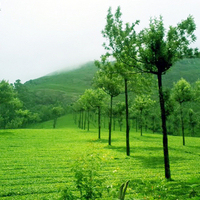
[125,78,130,156]
[140,109,143,136]
[109,95,113,145]
[191,121,195,136]
[113,118,116,131]
[157,73,171,179]
[81,110,84,129]
[73,112,77,124]
[180,104,185,146]
[120,118,123,131]
[152,116,155,133]
[136,117,138,132]
[79,111,81,128]
[53,118,57,129]
[84,111,87,130]
[87,110,90,131]
[98,106,101,139]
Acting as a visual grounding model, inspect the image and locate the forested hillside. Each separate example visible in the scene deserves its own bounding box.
[21,58,200,118]
[1,58,200,129]
[25,58,200,99]
[24,58,199,101]
[163,58,200,88]
[25,61,98,104]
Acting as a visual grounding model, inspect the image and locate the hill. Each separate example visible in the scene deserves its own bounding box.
[163,58,200,88]
[24,58,200,106]
[24,61,98,104]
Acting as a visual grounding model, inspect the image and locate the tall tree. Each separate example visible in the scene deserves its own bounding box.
[113,102,125,131]
[94,61,123,145]
[138,16,196,179]
[79,88,107,138]
[52,106,64,128]
[101,7,139,155]
[172,78,192,145]
[14,79,31,109]
[188,108,197,137]
[0,80,28,128]
[0,80,14,104]
[100,8,154,155]
[91,89,107,139]
[77,92,92,131]
[133,95,155,136]
[101,6,197,179]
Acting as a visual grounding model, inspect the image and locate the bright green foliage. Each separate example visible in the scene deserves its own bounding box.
[102,7,139,68]
[100,6,197,179]
[193,79,200,102]
[138,15,197,74]
[101,8,154,156]
[133,95,155,136]
[76,88,107,136]
[14,79,31,109]
[172,78,192,104]
[94,61,123,98]
[134,95,155,112]
[113,102,125,131]
[188,108,197,137]
[94,60,123,144]
[137,15,196,178]
[52,106,64,128]
[52,106,64,117]
[71,153,105,199]
[79,88,107,110]
[0,80,14,104]
[172,78,192,145]
[0,81,24,128]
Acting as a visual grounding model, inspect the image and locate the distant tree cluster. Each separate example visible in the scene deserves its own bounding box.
[0,79,67,129]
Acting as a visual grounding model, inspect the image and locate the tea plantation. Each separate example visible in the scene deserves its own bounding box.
[0,116,200,199]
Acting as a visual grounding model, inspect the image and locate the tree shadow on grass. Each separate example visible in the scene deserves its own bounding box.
[90,138,118,144]
[0,131,14,136]
[104,145,126,154]
[128,177,200,199]
[103,145,163,155]
[186,145,200,150]
[102,145,186,170]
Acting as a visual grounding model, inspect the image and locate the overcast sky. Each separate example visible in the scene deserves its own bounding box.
[0,0,200,83]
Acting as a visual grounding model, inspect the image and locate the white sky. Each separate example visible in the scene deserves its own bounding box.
[0,0,200,83]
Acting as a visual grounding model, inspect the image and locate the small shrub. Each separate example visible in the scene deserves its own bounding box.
[60,152,105,199]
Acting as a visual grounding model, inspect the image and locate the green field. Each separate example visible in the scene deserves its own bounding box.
[0,117,200,199]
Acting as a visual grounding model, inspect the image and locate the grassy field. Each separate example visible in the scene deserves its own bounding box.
[0,117,200,199]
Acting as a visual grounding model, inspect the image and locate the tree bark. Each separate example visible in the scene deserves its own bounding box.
[152,116,155,133]
[98,106,101,139]
[87,110,90,131]
[109,95,113,145]
[180,104,185,145]
[84,111,86,130]
[136,117,138,132]
[78,111,81,128]
[157,73,171,179]
[113,118,116,131]
[53,118,57,129]
[140,109,143,136]
[81,110,84,129]
[125,78,130,156]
